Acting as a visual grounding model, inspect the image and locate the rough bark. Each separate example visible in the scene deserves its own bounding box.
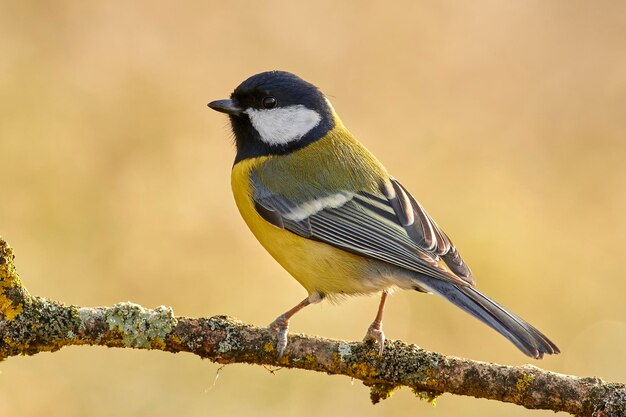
[1,237,624,416]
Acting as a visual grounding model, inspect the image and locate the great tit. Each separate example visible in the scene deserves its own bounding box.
[208,70,559,359]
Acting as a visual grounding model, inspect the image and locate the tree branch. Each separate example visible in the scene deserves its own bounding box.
[0,237,624,416]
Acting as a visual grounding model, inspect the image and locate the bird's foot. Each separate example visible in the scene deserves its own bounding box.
[363,322,385,356]
[268,314,289,358]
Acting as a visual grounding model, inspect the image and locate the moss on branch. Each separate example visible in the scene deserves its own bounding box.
[0,237,624,416]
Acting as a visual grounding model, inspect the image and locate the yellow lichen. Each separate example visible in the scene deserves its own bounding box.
[150,339,166,350]
[423,368,439,389]
[264,342,275,353]
[369,383,399,404]
[303,354,318,367]
[514,373,535,402]
[350,361,378,379]
[0,295,23,321]
[170,335,181,343]
[0,240,27,321]
[412,388,440,406]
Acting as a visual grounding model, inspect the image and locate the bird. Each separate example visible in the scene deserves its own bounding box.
[207,70,559,359]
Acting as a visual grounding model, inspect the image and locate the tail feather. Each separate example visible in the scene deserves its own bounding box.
[418,277,559,359]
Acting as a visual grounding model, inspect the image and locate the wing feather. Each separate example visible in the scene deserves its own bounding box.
[392,180,474,283]
[251,173,472,285]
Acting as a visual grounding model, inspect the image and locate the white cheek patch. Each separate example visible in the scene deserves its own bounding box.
[282,192,354,221]
[245,105,322,146]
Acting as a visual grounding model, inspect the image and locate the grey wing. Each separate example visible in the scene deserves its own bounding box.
[382,179,474,284]
[252,174,473,285]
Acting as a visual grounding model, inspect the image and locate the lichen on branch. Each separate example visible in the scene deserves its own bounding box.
[0,240,29,320]
[0,237,624,416]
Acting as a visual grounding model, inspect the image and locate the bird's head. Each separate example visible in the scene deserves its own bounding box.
[208,71,335,162]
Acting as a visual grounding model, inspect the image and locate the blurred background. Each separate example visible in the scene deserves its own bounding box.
[1,1,625,416]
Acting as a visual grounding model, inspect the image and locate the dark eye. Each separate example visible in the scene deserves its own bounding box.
[262,96,277,109]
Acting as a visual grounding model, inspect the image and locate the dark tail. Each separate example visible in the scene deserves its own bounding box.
[419,278,560,358]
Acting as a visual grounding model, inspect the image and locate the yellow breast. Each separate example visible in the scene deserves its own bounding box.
[231,156,382,297]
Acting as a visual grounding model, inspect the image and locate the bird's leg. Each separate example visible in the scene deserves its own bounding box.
[363,290,388,356]
[268,293,321,358]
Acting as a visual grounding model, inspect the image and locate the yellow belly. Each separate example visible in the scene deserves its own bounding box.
[231,157,382,297]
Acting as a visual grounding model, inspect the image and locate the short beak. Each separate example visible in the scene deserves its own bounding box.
[207,99,243,116]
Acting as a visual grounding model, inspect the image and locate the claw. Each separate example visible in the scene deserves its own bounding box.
[266,295,320,359]
[268,314,289,358]
[363,323,386,356]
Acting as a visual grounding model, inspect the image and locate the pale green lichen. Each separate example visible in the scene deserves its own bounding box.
[338,342,352,361]
[217,339,234,353]
[216,329,243,354]
[586,382,626,417]
[369,341,441,405]
[104,302,177,349]
[207,316,248,356]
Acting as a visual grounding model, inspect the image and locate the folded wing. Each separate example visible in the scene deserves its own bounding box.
[252,173,473,286]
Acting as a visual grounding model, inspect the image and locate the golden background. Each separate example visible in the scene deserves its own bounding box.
[1,1,625,416]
